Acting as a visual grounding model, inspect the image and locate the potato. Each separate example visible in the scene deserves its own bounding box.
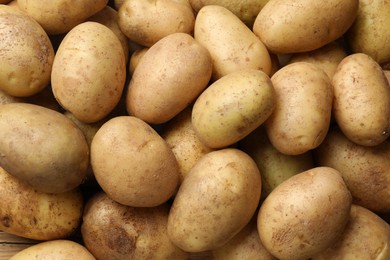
[0,5,54,97]
[81,192,188,259]
[0,103,89,194]
[126,32,212,124]
[51,21,126,123]
[194,5,272,80]
[332,53,390,146]
[313,204,390,260]
[314,127,390,213]
[0,0,12,4]
[253,0,358,53]
[192,69,275,149]
[17,0,108,35]
[118,0,195,47]
[128,47,148,76]
[265,62,333,155]
[91,116,180,207]
[0,89,22,105]
[10,240,95,260]
[167,148,261,252]
[257,167,352,260]
[0,167,83,241]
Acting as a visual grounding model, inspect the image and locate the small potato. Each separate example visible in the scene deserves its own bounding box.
[128,47,149,76]
[253,0,358,53]
[192,69,275,149]
[0,167,83,241]
[332,53,390,146]
[118,0,195,47]
[10,240,95,260]
[0,5,54,97]
[194,5,272,80]
[266,62,333,155]
[0,103,89,194]
[257,167,352,260]
[167,148,261,252]
[81,192,188,259]
[51,21,126,123]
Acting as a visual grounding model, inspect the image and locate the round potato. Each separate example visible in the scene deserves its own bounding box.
[91,116,180,207]
[253,0,358,53]
[266,62,333,155]
[81,192,188,259]
[257,167,352,260]
[167,148,262,252]
[128,47,148,76]
[0,103,89,194]
[0,167,83,241]
[192,69,275,149]
[194,5,272,80]
[0,5,54,97]
[51,21,126,123]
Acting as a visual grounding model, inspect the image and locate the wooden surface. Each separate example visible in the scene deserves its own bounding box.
[0,231,38,259]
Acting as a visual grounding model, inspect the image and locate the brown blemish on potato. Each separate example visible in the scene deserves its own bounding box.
[1,214,12,228]
[107,226,136,255]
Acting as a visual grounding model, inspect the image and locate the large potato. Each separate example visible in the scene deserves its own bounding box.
[81,192,188,259]
[0,167,83,240]
[332,53,390,146]
[51,21,126,123]
[253,0,358,53]
[0,103,89,194]
[266,62,333,155]
[194,5,272,80]
[126,32,212,124]
[0,5,54,97]
[167,148,261,252]
[257,167,352,260]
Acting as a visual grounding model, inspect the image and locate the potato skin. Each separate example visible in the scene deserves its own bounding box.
[81,192,188,260]
[0,103,89,194]
[0,167,83,241]
[167,148,261,252]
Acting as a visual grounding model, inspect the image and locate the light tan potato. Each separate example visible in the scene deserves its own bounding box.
[81,192,188,259]
[118,0,195,47]
[313,204,390,260]
[0,89,22,105]
[0,103,89,194]
[253,0,358,53]
[257,167,352,260]
[126,33,212,124]
[0,5,54,97]
[10,240,95,260]
[7,0,19,8]
[91,116,180,207]
[192,69,275,149]
[266,62,333,155]
[332,53,390,146]
[128,47,149,76]
[114,0,125,10]
[314,127,390,213]
[167,148,262,252]
[0,167,83,240]
[51,21,126,123]
[17,0,108,35]
[194,5,271,81]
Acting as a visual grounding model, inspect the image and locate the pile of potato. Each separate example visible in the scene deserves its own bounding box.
[1,0,390,259]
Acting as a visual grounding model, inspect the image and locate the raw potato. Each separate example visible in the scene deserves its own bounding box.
[118,0,195,47]
[10,240,95,260]
[314,127,390,213]
[126,32,212,124]
[194,5,272,80]
[0,103,89,194]
[128,47,148,76]
[266,62,333,155]
[0,89,22,105]
[192,69,275,149]
[91,116,180,207]
[51,21,126,123]
[0,5,54,97]
[167,148,262,252]
[0,167,83,241]
[332,53,390,146]
[81,192,188,260]
[17,0,108,35]
[257,167,352,260]
[313,204,390,260]
[253,0,358,53]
